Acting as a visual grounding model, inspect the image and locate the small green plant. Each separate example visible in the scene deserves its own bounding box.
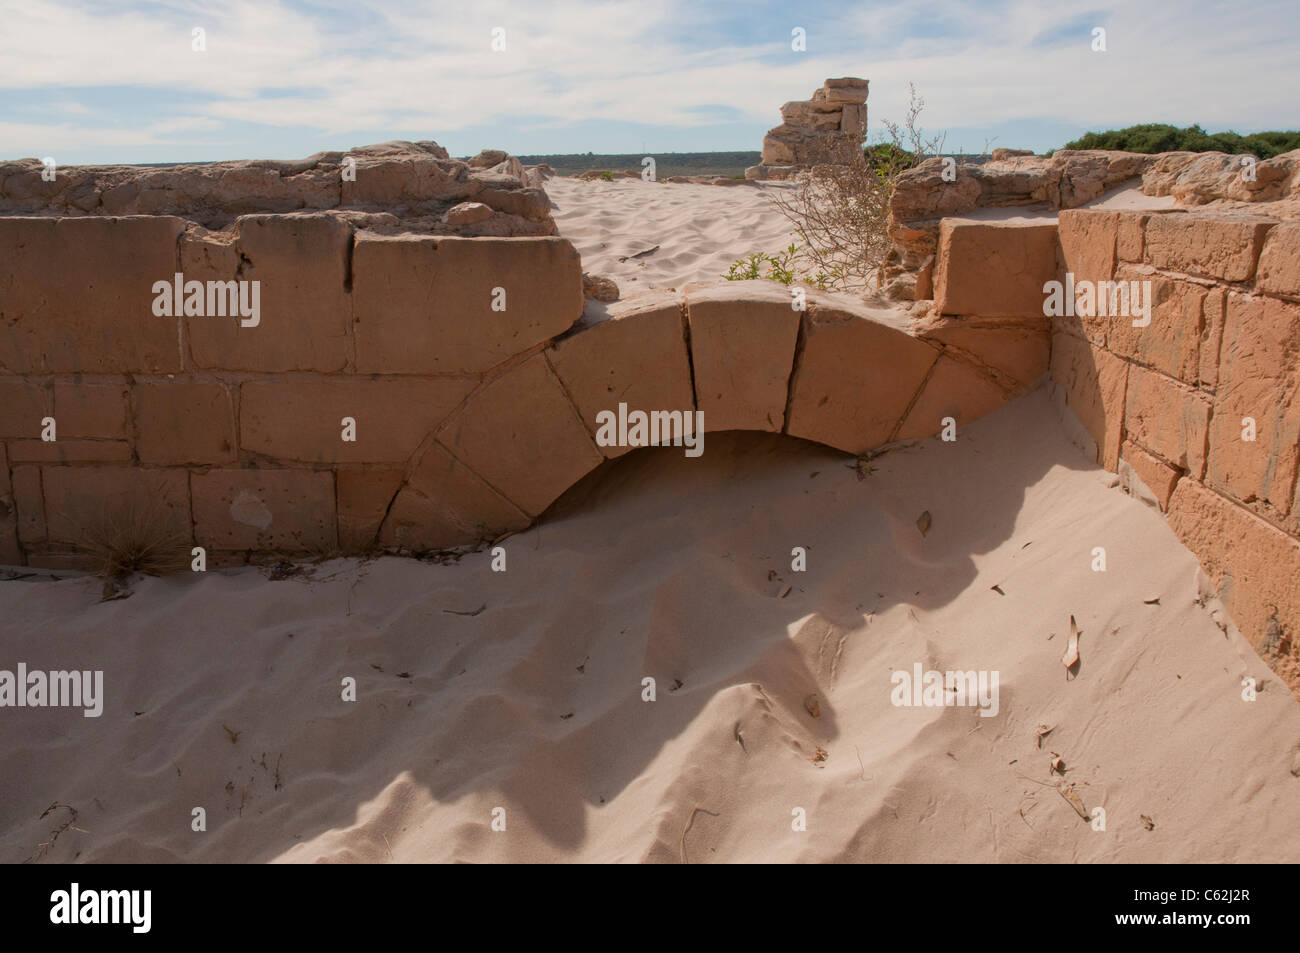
[724,244,799,284]
[724,252,764,281]
[724,244,837,290]
[599,171,615,181]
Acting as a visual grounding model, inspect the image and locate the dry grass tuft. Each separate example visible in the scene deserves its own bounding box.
[69,495,192,578]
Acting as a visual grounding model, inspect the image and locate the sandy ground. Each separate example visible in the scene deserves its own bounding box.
[543,176,1172,296]
[545,175,800,292]
[3,387,1298,863]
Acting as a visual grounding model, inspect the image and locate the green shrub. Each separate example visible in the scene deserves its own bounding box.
[1059,124,1300,158]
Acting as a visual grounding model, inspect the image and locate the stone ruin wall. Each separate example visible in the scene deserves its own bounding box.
[0,137,1048,575]
[0,138,1297,697]
[0,206,1046,571]
[745,78,868,181]
[919,206,1300,694]
[883,143,1300,693]
[882,146,1300,301]
[0,141,555,236]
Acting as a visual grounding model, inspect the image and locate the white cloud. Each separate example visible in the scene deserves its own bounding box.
[0,116,223,153]
[0,0,1295,157]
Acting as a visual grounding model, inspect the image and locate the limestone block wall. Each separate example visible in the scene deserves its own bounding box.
[0,210,1045,571]
[1051,208,1300,691]
[0,214,582,569]
[3,185,1292,697]
[882,150,1156,300]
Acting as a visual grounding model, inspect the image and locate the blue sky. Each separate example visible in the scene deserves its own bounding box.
[1,0,1296,164]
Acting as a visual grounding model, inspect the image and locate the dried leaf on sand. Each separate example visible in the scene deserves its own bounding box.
[1062,615,1081,671]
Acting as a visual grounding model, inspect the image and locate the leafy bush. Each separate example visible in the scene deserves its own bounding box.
[1060,124,1300,158]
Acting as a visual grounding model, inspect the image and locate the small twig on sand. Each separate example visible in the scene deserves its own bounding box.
[679,805,721,864]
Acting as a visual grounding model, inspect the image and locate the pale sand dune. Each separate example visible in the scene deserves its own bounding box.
[543,176,1173,299]
[545,175,801,292]
[3,388,1298,863]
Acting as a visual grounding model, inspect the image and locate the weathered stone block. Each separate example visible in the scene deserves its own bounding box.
[1167,479,1300,676]
[379,445,530,550]
[1124,364,1211,477]
[11,465,44,543]
[1120,440,1180,511]
[341,155,474,206]
[786,297,939,453]
[7,440,132,463]
[239,378,476,464]
[1049,329,1128,470]
[41,466,190,547]
[134,380,237,465]
[1255,221,1300,298]
[477,188,551,222]
[0,216,185,373]
[0,443,18,564]
[933,221,1060,317]
[761,135,796,166]
[0,378,50,438]
[1143,212,1272,282]
[896,356,1009,441]
[1199,287,1226,390]
[546,291,694,458]
[821,78,869,104]
[185,214,353,372]
[337,469,404,552]
[23,549,101,572]
[1058,209,1117,288]
[353,235,583,375]
[1115,211,1150,262]
[54,379,129,439]
[840,104,867,136]
[1204,293,1300,516]
[1103,266,1206,384]
[435,354,602,517]
[918,321,1049,393]
[192,468,336,551]
[685,283,800,433]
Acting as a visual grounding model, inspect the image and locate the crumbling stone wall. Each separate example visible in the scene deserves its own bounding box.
[1052,208,1300,692]
[1,140,1295,698]
[745,78,868,181]
[883,146,1300,301]
[882,149,1156,300]
[0,141,554,236]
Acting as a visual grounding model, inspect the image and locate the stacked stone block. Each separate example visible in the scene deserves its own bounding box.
[745,78,868,181]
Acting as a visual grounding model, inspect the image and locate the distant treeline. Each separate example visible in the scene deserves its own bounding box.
[515,151,760,177]
[1060,124,1300,158]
